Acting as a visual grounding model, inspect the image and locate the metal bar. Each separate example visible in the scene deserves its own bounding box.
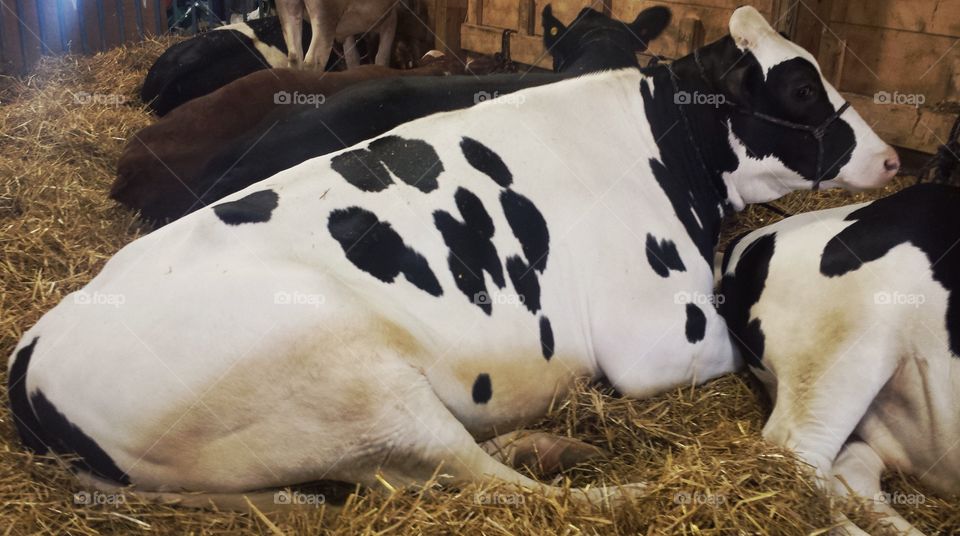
[95,0,105,49]
[77,0,89,53]
[13,0,28,69]
[115,0,124,42]
[133,0,143,38]
[33,0,46,52]
[56,0,69,51]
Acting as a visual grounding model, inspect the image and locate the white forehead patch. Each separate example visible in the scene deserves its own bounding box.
[728,6,818,81]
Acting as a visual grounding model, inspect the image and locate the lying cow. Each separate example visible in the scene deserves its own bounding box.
[719,184,952,536]
[116,53,468,223]
[115,5,672,225]
[276,0,396,70]
[141,17,303,116]
[9,7,897,510]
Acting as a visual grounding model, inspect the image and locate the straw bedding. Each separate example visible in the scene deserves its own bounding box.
[0,38,957,535]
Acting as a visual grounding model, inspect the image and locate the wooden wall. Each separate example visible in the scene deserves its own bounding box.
[458,0,960,153]
[0,0,165,76]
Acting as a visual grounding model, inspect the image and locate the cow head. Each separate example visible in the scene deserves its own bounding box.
[542,5,671,74]
[689,7,898,208]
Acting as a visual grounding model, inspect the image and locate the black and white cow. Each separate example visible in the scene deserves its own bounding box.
[9,7,897,509]
[191,5,672,221]
[142,17,313,116]
[719,183,958,536]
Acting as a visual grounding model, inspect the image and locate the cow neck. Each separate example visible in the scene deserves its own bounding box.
[639,59,736,265]
[559,36,640,74]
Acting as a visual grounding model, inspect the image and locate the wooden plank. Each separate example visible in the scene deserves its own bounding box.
[101,0,123,48]
[481,0,520,29]
[844,92,957,154]
[461,22,551,67]
[36,0,64,54]
[830,0,960,38]
[829,22,959,105]
[791,0,832,58]
[14,0,44,69]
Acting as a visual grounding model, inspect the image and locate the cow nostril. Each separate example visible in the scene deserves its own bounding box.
[884,157,900,172]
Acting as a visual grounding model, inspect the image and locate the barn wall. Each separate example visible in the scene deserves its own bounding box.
[459,0,959,153]
[0,0,164,76]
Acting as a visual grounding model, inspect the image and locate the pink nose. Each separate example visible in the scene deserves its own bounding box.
[884,155,901,173]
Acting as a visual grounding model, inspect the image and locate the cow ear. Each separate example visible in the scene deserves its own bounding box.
[728,5,774,50]
[627,6,671,51]
[542,5,567,49]
[721,62,761,108]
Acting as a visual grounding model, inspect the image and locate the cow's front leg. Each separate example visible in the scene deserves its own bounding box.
[276,0,305,69]
[481,431,609,475]
[831,442,926,536]
[343,35,361,68]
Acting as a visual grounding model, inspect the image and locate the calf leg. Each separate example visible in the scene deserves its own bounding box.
[831,442,926,536]
[481,431,609,475]
[275,0,304,69]
[373,8,397,66]
[302,1,337,70]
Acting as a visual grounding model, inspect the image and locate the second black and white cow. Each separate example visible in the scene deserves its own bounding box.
[10,7,897,509]
[719,183,958,536]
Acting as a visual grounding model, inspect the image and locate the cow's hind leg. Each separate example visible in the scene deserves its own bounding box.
[831,442,926,536]
[373,8,397,66]
[275,0,304,69]
[302,0,337,69]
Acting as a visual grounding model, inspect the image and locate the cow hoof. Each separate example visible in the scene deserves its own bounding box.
[482,431,609,475]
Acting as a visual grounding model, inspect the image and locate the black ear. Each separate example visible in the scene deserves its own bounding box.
[720,61,761,108]
[541,5,567,49]
[628,6,671,51]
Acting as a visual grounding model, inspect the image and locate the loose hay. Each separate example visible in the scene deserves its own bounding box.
[0,39,957,535]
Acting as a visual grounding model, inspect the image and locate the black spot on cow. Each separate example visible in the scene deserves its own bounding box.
[331,136,443,193]
[8,337,45,454]
[435,188,505,315]
[501,190,549,272]
[685,303,706,343]
[328,207,442,296]
[213,189,278,225]
[472,373,492,404]
[540,316,555,360]
[820,184,960,356]
[30,390,130,484]
[718,232,777,369]
[506,256,541,314]
[646,233,686,277]
[460,137,512,187]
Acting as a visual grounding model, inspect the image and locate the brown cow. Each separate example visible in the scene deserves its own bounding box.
[114,54,465,223]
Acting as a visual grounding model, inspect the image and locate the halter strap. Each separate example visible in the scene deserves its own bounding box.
[692,48,852,190]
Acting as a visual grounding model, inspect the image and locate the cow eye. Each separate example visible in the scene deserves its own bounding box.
[796,85,814,99]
